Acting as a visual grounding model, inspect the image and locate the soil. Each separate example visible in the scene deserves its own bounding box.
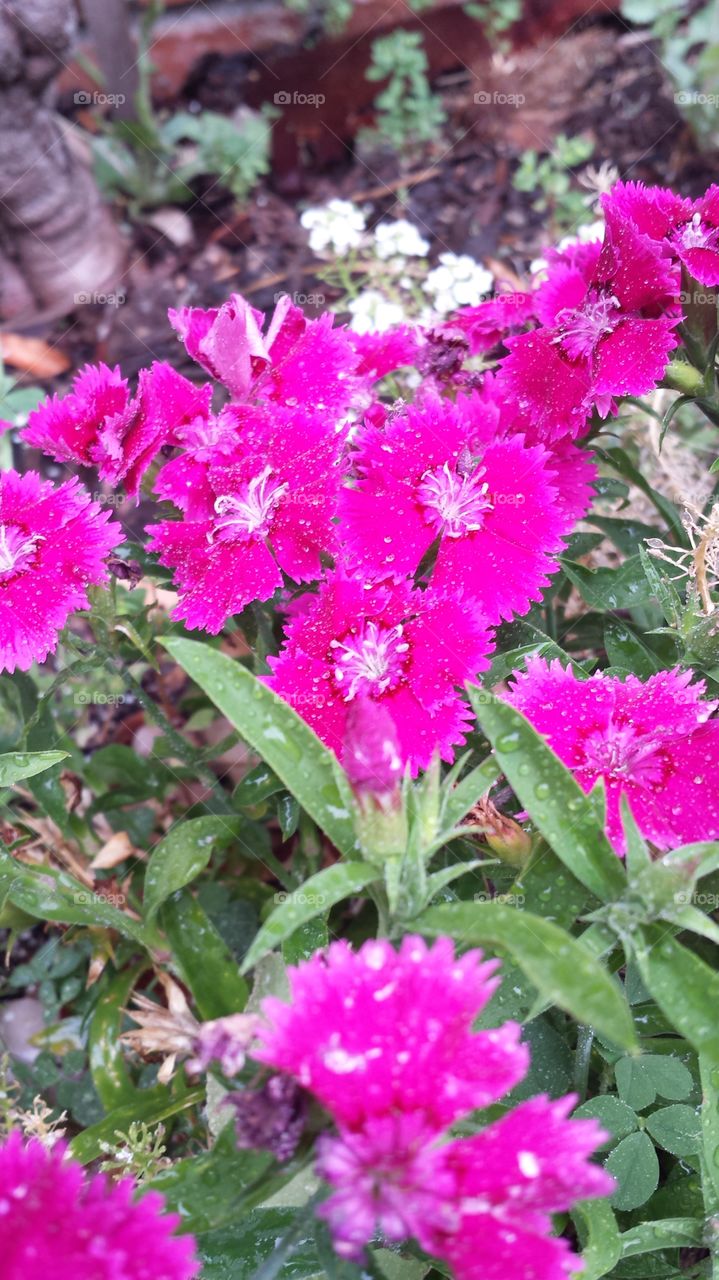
[4,8,718,406]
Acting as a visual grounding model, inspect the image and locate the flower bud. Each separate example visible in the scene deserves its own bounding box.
[343,697,408,861]
[469,796,532,867]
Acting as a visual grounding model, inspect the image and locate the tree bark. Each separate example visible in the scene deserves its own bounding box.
[0,0,126,324]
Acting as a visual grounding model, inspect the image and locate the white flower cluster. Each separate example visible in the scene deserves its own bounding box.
[422,252,494,315]
[373,219,430,260]
[347,290,406,334]
[300,199,366,255]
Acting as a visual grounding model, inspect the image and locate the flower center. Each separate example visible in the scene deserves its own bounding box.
[417,460,493,539]
[0,524,42,583]
[581,724,664,789]
[554,291,621,360]
[678,210,719,253]
[211,465,288,541]
[331,621,409,701]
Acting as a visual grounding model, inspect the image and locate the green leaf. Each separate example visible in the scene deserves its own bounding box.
[561,555,655,611]
[282,915,328,965]
[0,749,68,787]
[603,620,663,678]
[616,1054,693,1109]
[467,687,625,902]
[161,890,248,1019]
[0,848,153,946]
[241,862,378,973]
[618,1218,704,1257]
[88,965,147,1109]
[645,1104,702,1156]
[197,1206,322,1280]
[144,816,244,919]
[633,925,719,1064]
[163,637,359,855]
[419,902,636,1049]
[574,1096,638,1147]
[606,1131,660,1210]
[573,1199,621,1280]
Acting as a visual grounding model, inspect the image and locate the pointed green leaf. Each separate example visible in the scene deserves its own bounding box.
[241,862,379,973]
[634,924,719,1064]
[144,816,245,920]
[0,749,68,787]
[419,901,636,1049]
[160,890,248,1019]
[163,637,359,855]
[572,1199,621,1280]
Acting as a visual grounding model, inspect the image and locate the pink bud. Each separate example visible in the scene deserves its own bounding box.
[343,695,403,802]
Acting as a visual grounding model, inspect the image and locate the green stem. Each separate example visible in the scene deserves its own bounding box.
[572,1024,594,1103]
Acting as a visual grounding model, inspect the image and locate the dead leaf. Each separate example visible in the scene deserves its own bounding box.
[0,334,71,377]
[89,830,139,870]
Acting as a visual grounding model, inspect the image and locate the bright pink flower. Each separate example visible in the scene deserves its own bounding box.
[256,935,527,1132]
[265,571,494,772]
[338,391,575,625]
[315,1114,457,1260]
[0,1132,199,1280]
[0,469,123,673]
[154,412,241,518]
[169,292,359,413]
[446,291,536,355]
[256,938,610,1272]
[348,326,424,381]
[147,405,344,633]
[438,1096,614,1280]
[23,362,130,467]
[607,180,719,286]
[501,206,679,438]
[506,657,719,854]
[342,695,404,801]
[96,362,212,498]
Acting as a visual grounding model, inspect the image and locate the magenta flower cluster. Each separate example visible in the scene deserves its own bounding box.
[254,934,612,1277]
[0,1132,198,1279]
[8,179,719,818]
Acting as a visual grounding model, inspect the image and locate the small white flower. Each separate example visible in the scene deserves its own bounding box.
[374,219,430,260]
[529,256,549,277]
[300,199,366,255]
[422,253,493,314]
[347,289,406,334]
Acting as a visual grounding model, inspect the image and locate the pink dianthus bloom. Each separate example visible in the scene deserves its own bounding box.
[506,657,719,854]
[500,205,679,439]
[265,571,494,773]
[256,937,611,1272]
[0,469,123,673]
[147,405,345,633]
[169,292,359,413]
[438,1096,614,1280]
[256,935,527,1131]
[23,362,130,467]
[338,391,575,625]
[0,1132,199,1280]
[607,180,719,287]
[22,360,211,499]
[445,291,537,355]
